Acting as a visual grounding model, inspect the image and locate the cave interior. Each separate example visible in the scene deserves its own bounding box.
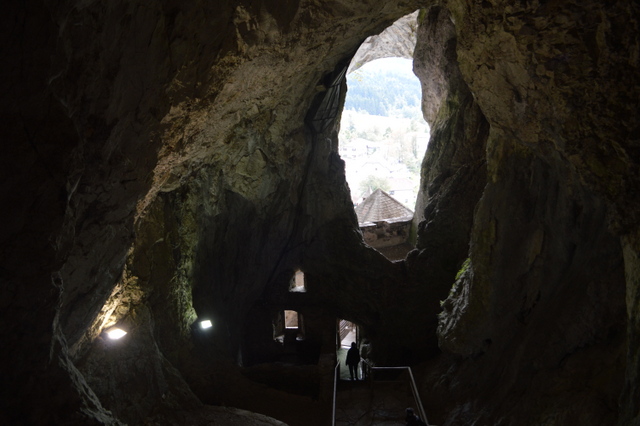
[2,0,640,425]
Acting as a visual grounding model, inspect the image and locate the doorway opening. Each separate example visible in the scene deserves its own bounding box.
[284,310,305,341]
[338,319,357,348]
[337,319,364,380]
[285,309,298,328]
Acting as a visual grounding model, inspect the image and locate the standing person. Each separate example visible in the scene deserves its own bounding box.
[405,407,427,425]
[345,342,360,380]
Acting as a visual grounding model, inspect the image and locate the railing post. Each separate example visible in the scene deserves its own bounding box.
[332,360,339,426]
[407,367,429,425]
[334,361,429,426]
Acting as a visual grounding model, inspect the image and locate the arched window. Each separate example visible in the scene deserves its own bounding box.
[289,269,306,292]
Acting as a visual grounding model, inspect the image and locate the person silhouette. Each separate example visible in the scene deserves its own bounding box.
[345,342,360,380]
[405,407,427,425]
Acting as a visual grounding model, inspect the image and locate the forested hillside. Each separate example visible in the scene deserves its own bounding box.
[344,58,422,119]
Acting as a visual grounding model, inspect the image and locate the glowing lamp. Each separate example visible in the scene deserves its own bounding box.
[199,320,213,330]
[106,328,128,340]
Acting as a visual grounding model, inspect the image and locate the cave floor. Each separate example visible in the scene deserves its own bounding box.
[335,330,422,425]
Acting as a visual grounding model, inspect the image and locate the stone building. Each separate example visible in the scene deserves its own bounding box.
[355,189,415,260]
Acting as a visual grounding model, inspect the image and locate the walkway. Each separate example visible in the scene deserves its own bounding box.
[334,369,418,426]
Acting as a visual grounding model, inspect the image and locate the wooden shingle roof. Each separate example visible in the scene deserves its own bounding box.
[354,188,414,225]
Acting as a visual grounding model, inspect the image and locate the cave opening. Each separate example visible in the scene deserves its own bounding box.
[338,11,427,261]
[81,7,457,424]
[227,8,435,406]
[219,12,431,416]
[340,57,428,211]
[336,319,365,381]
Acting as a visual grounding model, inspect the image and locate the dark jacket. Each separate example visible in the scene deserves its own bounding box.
[406,414,426,426]
[346,346,360,366]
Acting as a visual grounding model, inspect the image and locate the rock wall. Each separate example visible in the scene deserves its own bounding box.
[413,1,638,425]
[348,10,419,73]
[408,4,490,356]
[1,0,425,424]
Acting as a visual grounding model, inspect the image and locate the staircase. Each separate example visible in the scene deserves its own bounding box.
[332,362,430,426]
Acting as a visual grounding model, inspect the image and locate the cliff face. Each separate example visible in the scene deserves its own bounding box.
[348,10,419,73]
[1,0,639,425]
[421,1,638,424]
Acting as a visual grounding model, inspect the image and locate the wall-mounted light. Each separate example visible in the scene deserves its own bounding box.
[199,320,213,330]
[105,327,128,340]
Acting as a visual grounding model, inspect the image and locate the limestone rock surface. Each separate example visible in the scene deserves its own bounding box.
[2,0,424,424]
[416,1,638,425]
[2,0,640,425]
[348,10,419,73]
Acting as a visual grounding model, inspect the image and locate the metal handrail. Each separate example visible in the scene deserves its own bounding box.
[332,360,340,426]
[407,367,428,425]
[361,360,429,425]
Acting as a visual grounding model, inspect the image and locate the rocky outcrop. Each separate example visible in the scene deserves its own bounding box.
[416,1,637,425]
[407,5,489,356]
[348,10,419,73]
